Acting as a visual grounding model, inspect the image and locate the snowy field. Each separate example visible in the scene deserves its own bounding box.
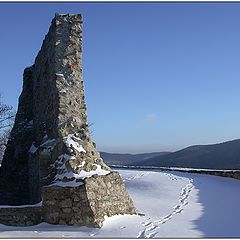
[0,168,240,238]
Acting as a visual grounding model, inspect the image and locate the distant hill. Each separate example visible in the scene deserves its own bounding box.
[101,139,240,170]
[132,139,240,170]
[100,152,171,166]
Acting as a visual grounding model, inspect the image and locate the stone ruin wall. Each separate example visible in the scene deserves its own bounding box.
[0,15,62,204]
[0,206,42,227]
[0,67,35,204]
[0,14,137,227]
[42,172,136,227]
[0,14,103,204]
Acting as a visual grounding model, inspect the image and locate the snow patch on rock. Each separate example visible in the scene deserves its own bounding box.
[64,134,86,153]
[49,180,83,187]
[51,154,76,170]
[56,73,64,77]
[55,164,110,181]
[29,143,38,154]
[59,88,68,93]
[0,201,42,209]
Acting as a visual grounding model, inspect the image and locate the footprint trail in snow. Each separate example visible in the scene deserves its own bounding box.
[137,172,194,238]
[125,172,150,181]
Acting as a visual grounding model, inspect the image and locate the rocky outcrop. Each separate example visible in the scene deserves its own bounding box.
[0,13,137,227]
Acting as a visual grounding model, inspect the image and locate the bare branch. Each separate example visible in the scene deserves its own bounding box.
[0,94,15,162]
[0,114,15,124]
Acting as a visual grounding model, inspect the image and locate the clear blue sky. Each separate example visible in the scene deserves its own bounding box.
[1,2,240,153]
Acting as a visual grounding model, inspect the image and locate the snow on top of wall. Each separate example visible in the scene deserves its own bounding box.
[51,154,76,170]
[71,134,82,141]
[29,136,57,155]
[58,154,76,161]
[41,138,56,147]
[28,143,38,154]
[54,164,110,182]
[25,120,33,129]
[28,120,33,125]
[59,88,68,93]
[39,135,57,153]
[0,201,42,209]
[76,164,110,179]
[79,160,85,168]
[55,40,61,46]
[64,134,86,153]
[55,73,64,77]
[49,180,83,187]
[42,134,48,142]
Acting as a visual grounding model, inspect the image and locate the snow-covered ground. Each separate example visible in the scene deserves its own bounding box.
[1,168,240,238]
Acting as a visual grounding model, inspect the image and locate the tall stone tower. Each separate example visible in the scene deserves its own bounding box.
[0,14,136,227]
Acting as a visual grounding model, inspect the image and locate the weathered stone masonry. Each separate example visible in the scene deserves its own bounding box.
[0,13,137,227]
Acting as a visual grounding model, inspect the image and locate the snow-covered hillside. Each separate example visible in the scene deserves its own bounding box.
[0,168,240,238]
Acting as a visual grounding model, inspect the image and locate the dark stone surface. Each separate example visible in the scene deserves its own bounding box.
[0,207,42,226]
[0,67,34,205]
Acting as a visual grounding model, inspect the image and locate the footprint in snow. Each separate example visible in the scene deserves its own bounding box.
[138,177,194,238]
[146,223,158,231]
[181,188,186,196]
[141,221,152,227]
[138,229,158,238]
[163,213,172,219]
[146,231,158,238]
[137,229,146,238]
[154,213,173,224]
[160,216,172,224]
[173,204,181,210]
[173,207,183,214]
[180,196,188,204]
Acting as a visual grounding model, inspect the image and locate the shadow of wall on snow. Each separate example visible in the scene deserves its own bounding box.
[171,171,240,238]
